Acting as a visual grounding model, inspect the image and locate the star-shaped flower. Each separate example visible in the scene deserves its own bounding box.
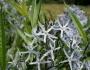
[70,35,82,47]
[84,61,90,70]
[24,26,43,42]
[77,62,83,70]
[54,16,71,38]
[30,51,51,70]
[36,22,57,43]
[73,61,83,70]
[70,35,82,51]
[20,40,37,62]
[60,49,78,70]
[7,48,26,70]
[49,41,60,61]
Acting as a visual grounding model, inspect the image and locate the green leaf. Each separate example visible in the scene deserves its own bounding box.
[28,0,33,5]
[88,33,90,37]
[30,0,41,28]
[5,10,32,41]
[85,57,90,62]
[5,10,24,24]
[6,33,18,62]
[64,2,87,44]
[9,1,29,20]
[0,7,6,70]
[8,19,28,44]
[84,16,90,29]
[39,14,45,24]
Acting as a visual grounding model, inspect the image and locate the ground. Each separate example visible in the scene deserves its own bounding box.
[41,4,90,19]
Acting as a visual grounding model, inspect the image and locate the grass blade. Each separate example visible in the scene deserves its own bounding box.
[0,7,6,70]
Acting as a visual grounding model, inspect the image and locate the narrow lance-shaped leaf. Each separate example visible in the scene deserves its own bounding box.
[84,16,90,29]
[64,2,87,44]
[5,10,32,41]
[39,14,45,24]
[0,7,6,70]
[30,0,41,28]
[9,1,29,20]
[6,33,18,62]
[8,19,28,44]
[5,10,24,24]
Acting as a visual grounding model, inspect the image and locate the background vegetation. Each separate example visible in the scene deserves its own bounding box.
[0,0,90,70]
[41,4,90,18]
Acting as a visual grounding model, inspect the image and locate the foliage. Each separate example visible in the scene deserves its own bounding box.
[0,6,6,70]
[0,0,90,70]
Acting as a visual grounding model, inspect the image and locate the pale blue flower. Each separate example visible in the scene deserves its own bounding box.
[20,40,37,62]
[64,5,87,26]
[49,41,60,61]
[30,51,51,70]
[11,8,17,15]
[77,62,83,70]
[84,61,90,70]
[70,35,81,46]
[25,26,43,41]
[60,49,78,70]
[36,22,57,43]
[54,14,72,38]
[7,48,26,70]
[73,61,84,70]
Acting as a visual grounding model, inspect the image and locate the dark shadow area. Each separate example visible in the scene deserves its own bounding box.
[42,0,90,6]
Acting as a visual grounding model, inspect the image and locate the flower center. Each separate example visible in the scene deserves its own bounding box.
[37,60,40,63]
[68,57,72,61]
[61,27,64,31]
[77,67,81,70]
[51,47,54,50]
[44,31,48,35]
[73,39,76,44]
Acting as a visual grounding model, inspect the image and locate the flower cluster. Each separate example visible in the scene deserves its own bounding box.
[1,0,90,70]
